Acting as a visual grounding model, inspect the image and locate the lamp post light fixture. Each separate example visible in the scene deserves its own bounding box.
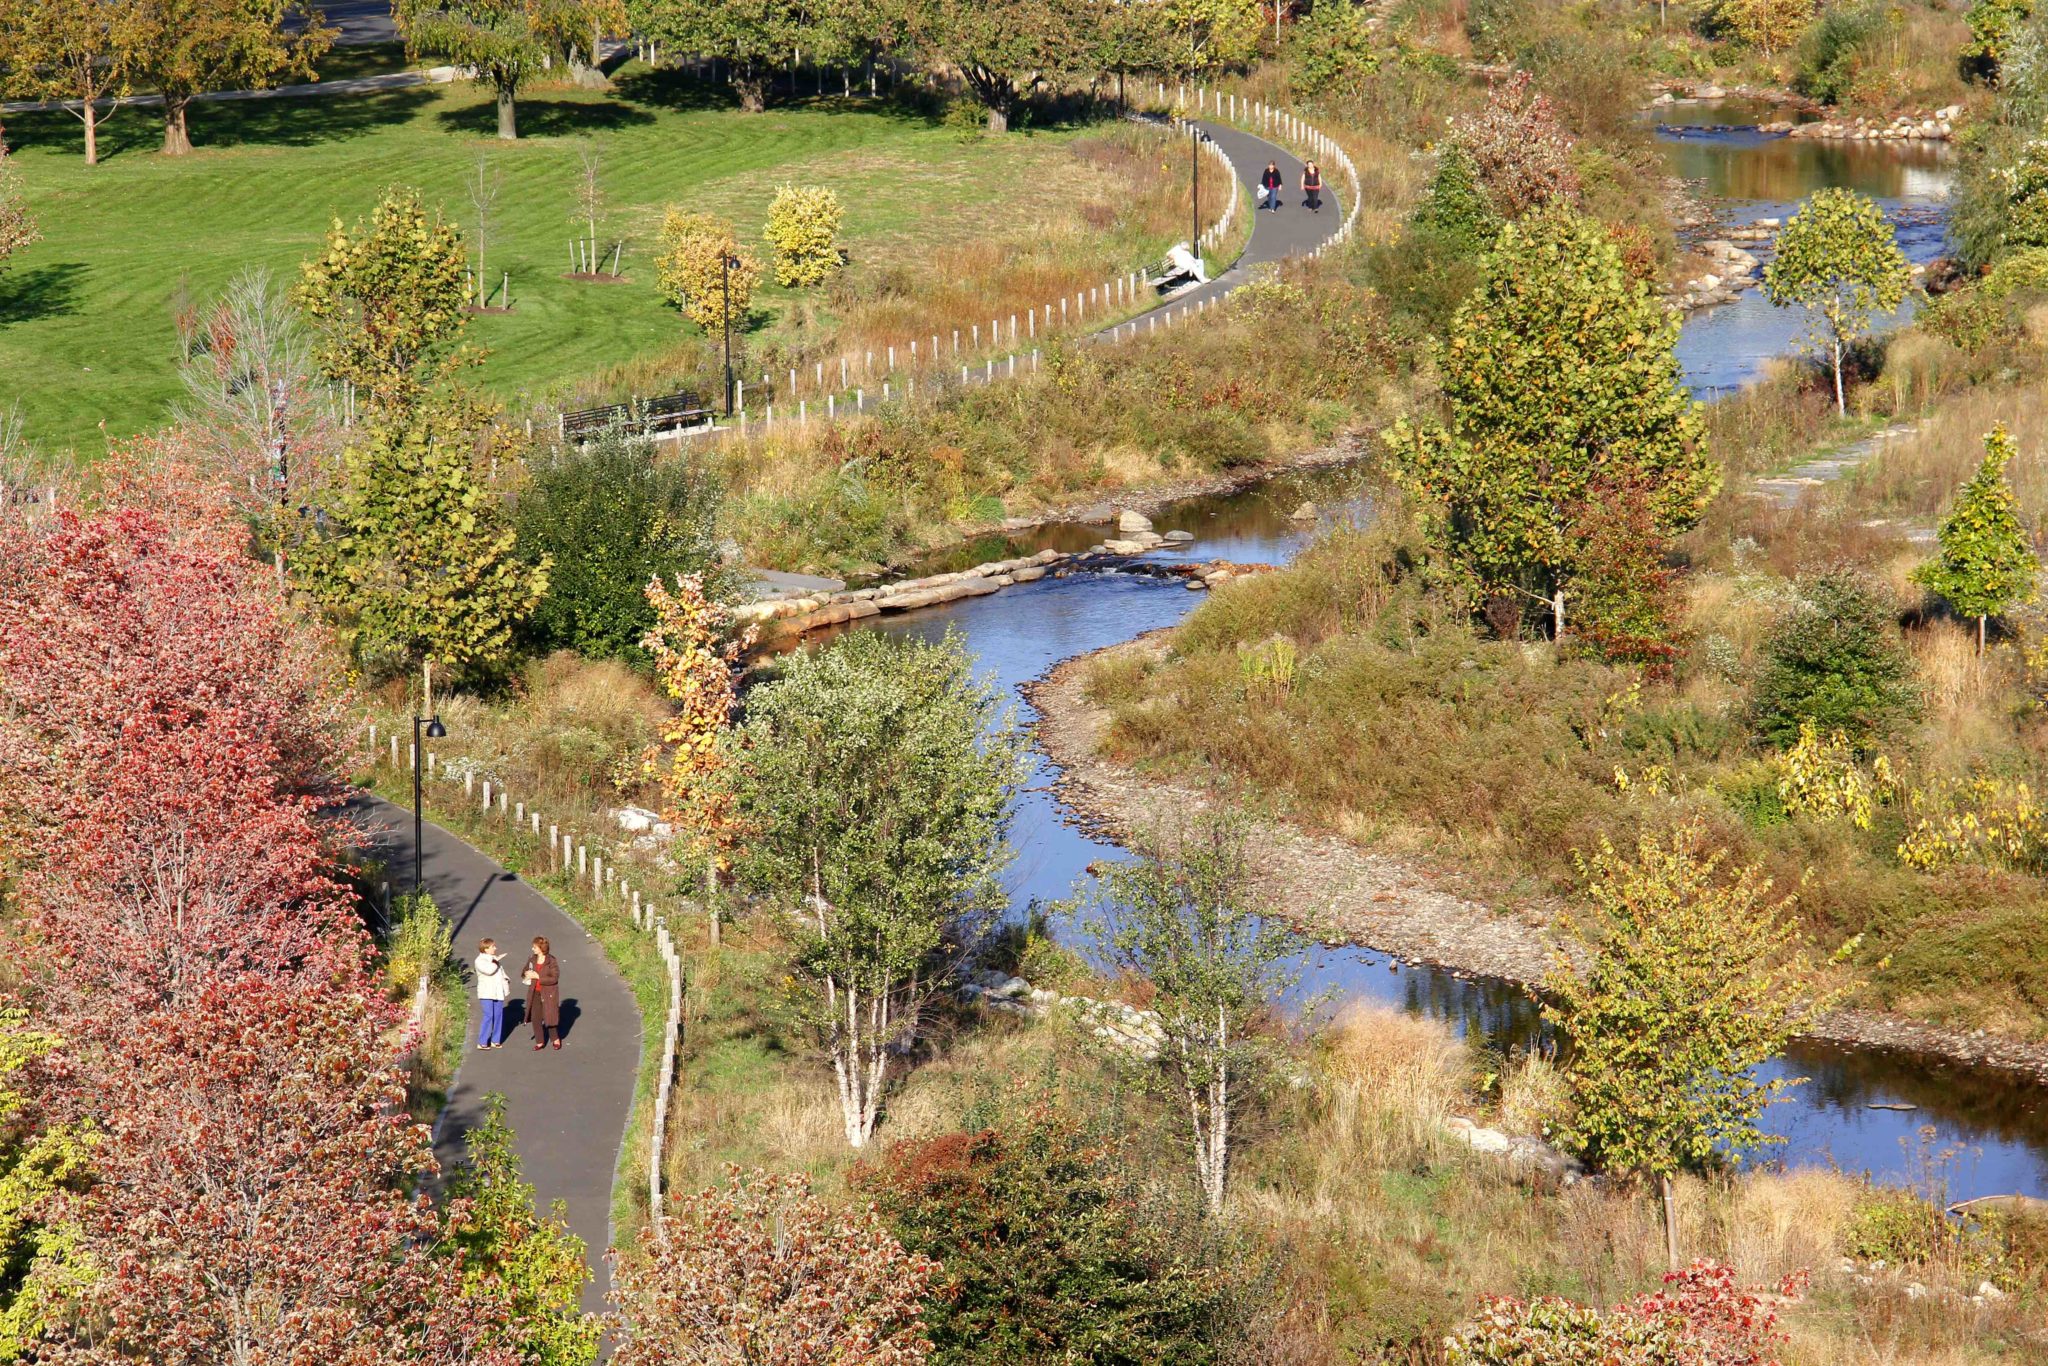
[412,713,447,892]
[721,253,741,417]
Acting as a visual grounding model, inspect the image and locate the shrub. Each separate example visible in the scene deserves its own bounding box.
[1290,0,1383,98]
[1412,145,1502,254]
[857,1103,1245,1364]
[386,887,454,993]
[1446,1261,1795,1365]
[654,209,762,332]
[514,432,730,662]
[1445,72,1580,219]
[1796,4,1883,104]
[1750,572,1919,749]
[763,184,846,289]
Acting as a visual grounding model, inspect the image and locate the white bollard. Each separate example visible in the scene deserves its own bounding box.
[481,780,492,810]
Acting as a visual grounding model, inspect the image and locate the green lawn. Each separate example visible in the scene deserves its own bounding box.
[1,67,1139,454]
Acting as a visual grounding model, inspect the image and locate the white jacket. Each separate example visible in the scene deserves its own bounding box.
[475,952,511,1002]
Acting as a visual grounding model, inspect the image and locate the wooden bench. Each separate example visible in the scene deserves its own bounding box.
[638,390,714,434]
[559,402,631,442]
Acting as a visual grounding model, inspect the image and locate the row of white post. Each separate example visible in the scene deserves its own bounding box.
[367,719,689,1235]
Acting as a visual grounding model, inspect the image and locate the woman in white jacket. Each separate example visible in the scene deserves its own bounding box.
[474,938,511,1049]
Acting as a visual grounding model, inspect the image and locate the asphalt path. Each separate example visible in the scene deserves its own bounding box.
[349,794,640,1319]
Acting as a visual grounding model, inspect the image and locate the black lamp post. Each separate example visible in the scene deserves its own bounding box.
[1190,126,1201,260]
[721,253,740,416]
[412,713,447,891]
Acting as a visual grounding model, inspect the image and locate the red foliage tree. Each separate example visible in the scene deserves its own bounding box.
[1447,71,1580,219]
[609,1168,937,1366]
[34,977,517,1365]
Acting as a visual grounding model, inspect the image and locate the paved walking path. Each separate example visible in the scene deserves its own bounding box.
[348,794,639,1318]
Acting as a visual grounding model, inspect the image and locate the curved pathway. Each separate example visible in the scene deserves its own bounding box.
[348,794,639,1317]
[1102,117,1346,331]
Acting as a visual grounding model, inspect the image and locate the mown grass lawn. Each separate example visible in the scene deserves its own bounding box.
[1,65,1141,454]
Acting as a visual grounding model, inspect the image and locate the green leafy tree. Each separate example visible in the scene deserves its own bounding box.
[1719,0,1816,55]
[1751,571,1919,748]
[1761,187,1911,414]
[397,0,614,138]
[295,188,472,407]
[628,0,807,112]
[1966,0,2032,77]
[858,1100,1241,1364]
[1913,425,2040,654]
[1157,0,1264,78]
[906,0,1092,133]
[446,1094,600,1366]
[1411,144,1502,255]
[733,630,1026,1149]
[514,432,729,661]
[1068,816,1308,1218]
[294,388,549,704]
[1545,825,1842,1270]
[0,0,139,165]
[1386,208,1716,643]
[125,0,332,155]
[1287,0,1380,99]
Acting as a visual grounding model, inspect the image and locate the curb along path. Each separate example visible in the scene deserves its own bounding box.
[349,794,640,1318]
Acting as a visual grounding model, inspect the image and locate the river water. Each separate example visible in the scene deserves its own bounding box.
[827,113,2048,1203]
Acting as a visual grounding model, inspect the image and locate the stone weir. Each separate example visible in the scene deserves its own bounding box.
[734,513,1271,641]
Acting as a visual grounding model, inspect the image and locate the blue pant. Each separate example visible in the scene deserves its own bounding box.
[477,998,504,1047]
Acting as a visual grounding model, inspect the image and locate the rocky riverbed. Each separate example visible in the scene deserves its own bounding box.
[1026,637,2048,1084]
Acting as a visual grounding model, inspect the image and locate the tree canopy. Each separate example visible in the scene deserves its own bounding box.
[125,0,331,155]
[1761,187,1911,413]
[398,0,619,138]
[1912,425,2040,651]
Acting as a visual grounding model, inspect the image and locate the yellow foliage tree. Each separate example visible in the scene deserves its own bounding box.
[1722,0,1816,57]
[762,184,845,289]
[653,209,762,332]
[642,574,753,935]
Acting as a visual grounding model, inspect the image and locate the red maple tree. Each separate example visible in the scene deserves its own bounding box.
[35,977,516,1365]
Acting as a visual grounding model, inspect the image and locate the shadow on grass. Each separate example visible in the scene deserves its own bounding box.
[2,87,434,160]
[611,66,950,130]
[0,263,87,324]
[434,97,656,138]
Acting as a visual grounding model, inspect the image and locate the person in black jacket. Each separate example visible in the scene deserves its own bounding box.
[1302,161,1324,213]
[1260,161,1283,212]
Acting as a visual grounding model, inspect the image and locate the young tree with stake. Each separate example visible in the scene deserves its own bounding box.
[1762,187,1911,414]
[1912,424,2040,655]
[1070,815,1309,1218]
[732,631,1025,1149]
[1544,824,1844,1271]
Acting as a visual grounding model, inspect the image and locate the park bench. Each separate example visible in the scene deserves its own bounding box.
[558,402,632,442]
[1150,242,1208,296]
[638,390,714,434]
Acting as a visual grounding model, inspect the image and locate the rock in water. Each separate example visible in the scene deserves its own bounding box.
[1117,508,1154,533]
[1289,501,1317,521]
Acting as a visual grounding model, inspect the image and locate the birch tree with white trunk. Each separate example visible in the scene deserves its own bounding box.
[732,630,1024,1149]
[1072,815,1308,1217]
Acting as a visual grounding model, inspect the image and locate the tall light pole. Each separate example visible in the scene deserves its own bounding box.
[1190,126,1201,258]
[412,712,447,892]
[721,253,739,416]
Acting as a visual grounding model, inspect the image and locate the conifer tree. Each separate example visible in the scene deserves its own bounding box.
[1912,424,2040,654]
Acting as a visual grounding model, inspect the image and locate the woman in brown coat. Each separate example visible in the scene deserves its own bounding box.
[523,936,562,1050]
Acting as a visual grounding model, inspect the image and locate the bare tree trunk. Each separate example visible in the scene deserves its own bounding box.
[82,102,99,166]
[1832,337,1846,415]
[1661,1173,1681,1272]
[986,105,1009,134]
[735,69,768,112]
[161,97,192,156]
[496,88,517,140]
[422,658,434,717]
[1980,613,1988,656]
[1552,589,1566,640]
[706,863,720,946]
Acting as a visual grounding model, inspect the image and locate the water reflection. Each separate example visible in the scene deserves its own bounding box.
[1656,112,1954,395]
[817,463,2048,1201]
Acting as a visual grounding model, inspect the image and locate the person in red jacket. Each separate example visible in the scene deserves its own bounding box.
[1260,161,1283,212]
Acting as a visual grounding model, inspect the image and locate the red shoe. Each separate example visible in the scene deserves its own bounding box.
[533,1041,545,1050]
[551,1039,563,1049]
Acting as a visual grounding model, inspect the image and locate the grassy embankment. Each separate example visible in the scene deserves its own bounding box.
[1,65,1193,453]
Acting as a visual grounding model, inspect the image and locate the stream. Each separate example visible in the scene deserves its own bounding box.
[822,112,2048,1204]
